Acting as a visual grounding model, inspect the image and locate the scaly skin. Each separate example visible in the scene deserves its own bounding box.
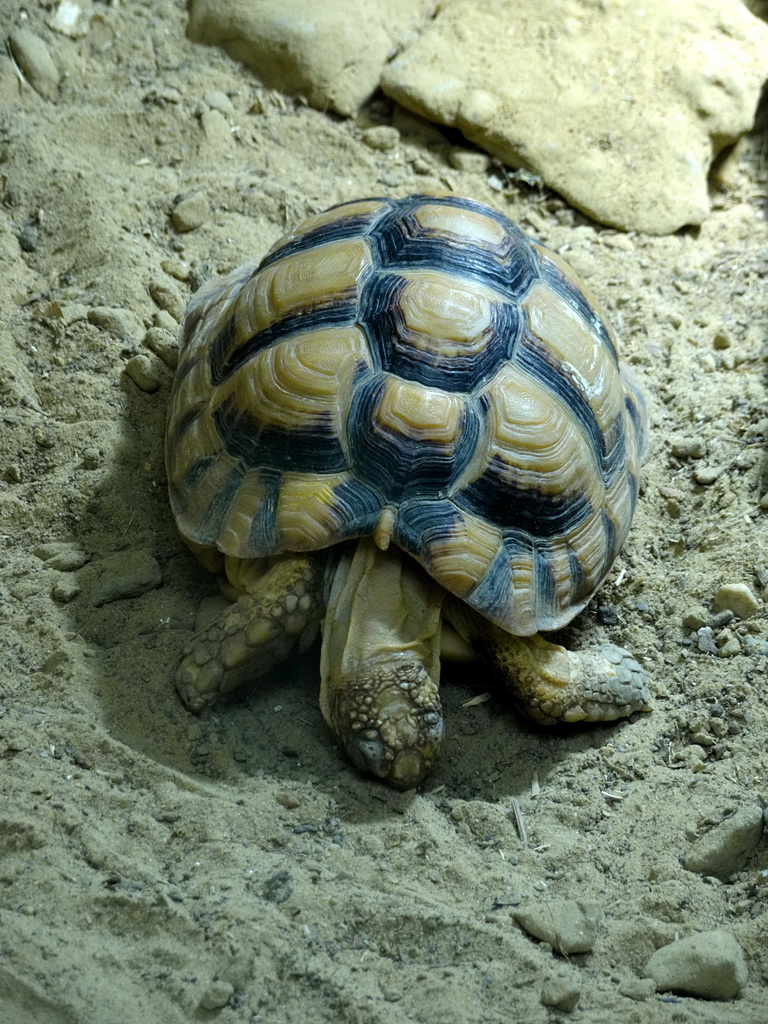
[319,539,445,790]
[444,599,650,725]
[175,553,324,711]
[175,544,648,786]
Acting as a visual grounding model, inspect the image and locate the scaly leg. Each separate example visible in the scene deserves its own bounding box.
[444,599,649,726]
[175,552,325,712]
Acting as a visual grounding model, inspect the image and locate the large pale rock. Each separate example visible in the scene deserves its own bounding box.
[188,0,433,117]
[380,0,768,233]
[645,930,748,1000]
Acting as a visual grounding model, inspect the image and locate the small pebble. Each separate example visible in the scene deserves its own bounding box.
[88,306,143,340]
[644,930,748,1000]
[276,791,300,809]
[513,899,603,954]
[540,968,581,1012]
[35,541,89,571]
[682,606,707,631]
[717,637,741,658]
[362,125,400,151]
[160,257,190,282]
[713,329,732,349]
[143,327,178,370]
[88,549,163,606]
[713,583,760,619]
[81,447,102,470]
[670,435,705,459]
[199,980,234,1011]
[52,577,80,603]
[617,976,656,1001]
[200,108,233,148]
[171,192,210,233]
[9,29,60,101]
[448,146,491,173]
[709,609,734,628]
[696,627,717,655]
[125,354,164,393]
[149,279,185,322]
[683,804,764,879]
[694,465,725,486]
[202,89,234,115]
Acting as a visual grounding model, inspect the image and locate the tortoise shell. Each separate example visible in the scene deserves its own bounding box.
[166,194,647,635]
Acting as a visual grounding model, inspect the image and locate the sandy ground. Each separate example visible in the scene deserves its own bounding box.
[1,3,767,1022]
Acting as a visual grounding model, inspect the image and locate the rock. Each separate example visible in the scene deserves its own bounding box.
[171,192,210,232]
[8,29,60,101]
[682,607,708,631]
[618,976,656,1002]
[644,930,748,1000]
[47,0,93,39]
[670,435,706,459]
[187,0,433,116]
[540,969,581,1012]
[717,636,741,658]
[713,583,761,619]
[201,89,234,115]
[87,306,143,341]
[696,627,718,655]
[86,550,163,606]
[124,353,165,393]
[513,899,603,954]
[448,146,491,173]
[149,279,185,322]
[35,541,89,571]
[143,327,178,370]
[693,465,726,486]
[380,0,768,233]
[683,804,764,878]
[199,980,234,1010]
[362,125,400,151]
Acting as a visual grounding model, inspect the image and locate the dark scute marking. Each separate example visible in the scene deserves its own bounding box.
[467,533,527,622]
[213,399,347,474]
[516,336,626,484]
[255,199,394,272]
[567,547,586,600]
[369,196,540,298]
[393,498,467,558]
[208,314,238,386]
[178,454,217,501]
[196,462,246,544]
[456,455,593,537]
[208,301,357,385]
[624,392,647,458]
[533,542,557,617]
[167,405,203,454]
[358,271,523,392]
[601,510,619,570]
[247,467,282,554]
[330,477,383,536]
[347,376,481,501]
[172,354,200,387]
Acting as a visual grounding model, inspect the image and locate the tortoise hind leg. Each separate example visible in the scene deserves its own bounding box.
[444,601,649,726]
[175,552,325,712]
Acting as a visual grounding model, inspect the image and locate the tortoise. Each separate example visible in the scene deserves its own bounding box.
[166,193,649,789]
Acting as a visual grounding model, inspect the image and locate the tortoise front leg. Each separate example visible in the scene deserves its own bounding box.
[444,599,650,726]
[320,539,444,790]
[175,552,325,712]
